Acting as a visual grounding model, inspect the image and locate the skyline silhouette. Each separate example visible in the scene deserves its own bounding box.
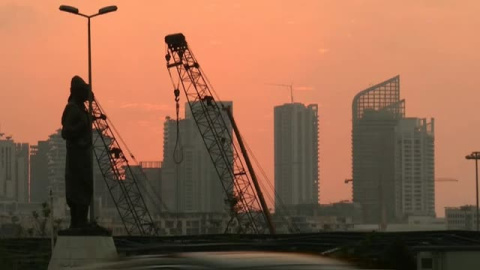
[1,1,479,217]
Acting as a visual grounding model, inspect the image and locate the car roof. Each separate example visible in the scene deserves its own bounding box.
[180,251,352,268]
[79,251,356,269]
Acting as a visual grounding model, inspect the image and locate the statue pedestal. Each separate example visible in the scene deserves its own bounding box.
[48,229,117,269]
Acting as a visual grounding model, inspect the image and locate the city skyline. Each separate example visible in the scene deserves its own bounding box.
[1,1,480,216]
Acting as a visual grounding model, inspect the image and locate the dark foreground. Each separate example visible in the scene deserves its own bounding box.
[1,231,480,269]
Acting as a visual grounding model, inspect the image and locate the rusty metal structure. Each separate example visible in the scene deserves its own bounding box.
[91,99,157,236]
[164,33,274,234]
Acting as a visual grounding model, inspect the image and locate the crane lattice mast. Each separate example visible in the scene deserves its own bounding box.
[91,99,157,236]
[164,33,274,234]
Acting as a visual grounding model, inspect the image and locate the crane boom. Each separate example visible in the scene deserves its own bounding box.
[91,99,158,236]
[164,33,274,234]
[224,107,275,234]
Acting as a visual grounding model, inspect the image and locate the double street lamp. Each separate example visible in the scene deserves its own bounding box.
[59,4,117,223]
[465,151,480,231]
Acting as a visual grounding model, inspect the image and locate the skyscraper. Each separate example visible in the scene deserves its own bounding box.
[0,134,29,202]
[46,129,68,217]
[274,103,319,212]
[30,141,49,203]
[396,118,435,217]
[352,75,435,225]
[15,143,29,203]
[0,135,16,201]
[161,102,232,213]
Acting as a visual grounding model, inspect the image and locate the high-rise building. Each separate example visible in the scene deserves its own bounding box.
[274,103,319,212]
[15,143,29,203]
[46,129,68,217]
[30,141,49,203]
[0,135,29,203]
[396,118,435,218]
[352,75,435,225]
[0,135,16,201]
[161,102,232,214]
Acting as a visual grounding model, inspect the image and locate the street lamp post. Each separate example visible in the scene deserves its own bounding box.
[466,151,480,231]
[59,4,117,223]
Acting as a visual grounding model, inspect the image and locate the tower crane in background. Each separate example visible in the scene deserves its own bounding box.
[165,33,275,234]
[90,99,158,236]
[267,83,294,103]
[435,178,459,182]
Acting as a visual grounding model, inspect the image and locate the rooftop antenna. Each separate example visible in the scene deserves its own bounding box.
[266,83,294,103]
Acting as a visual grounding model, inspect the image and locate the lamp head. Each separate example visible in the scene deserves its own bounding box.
[59,5,79,14]
[99,6,117,15]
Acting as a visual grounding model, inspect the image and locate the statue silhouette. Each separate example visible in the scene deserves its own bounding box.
[61,75,93,229]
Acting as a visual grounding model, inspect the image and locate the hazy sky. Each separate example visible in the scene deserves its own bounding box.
[1,0,480,216]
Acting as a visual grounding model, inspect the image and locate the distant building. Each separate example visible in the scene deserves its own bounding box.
[445,205,479,230]
[46,129,67,218]
[352,75,435,225]
[15,143,29,203]
[396,118,435,217]
[273,202,361,233]
[274,103,319,212]
[353,216,446,232]
[0,136,16,201]
[30,141,49,203]
[161,102,232,214]
[139,161,162,215]
[0,134,29,203]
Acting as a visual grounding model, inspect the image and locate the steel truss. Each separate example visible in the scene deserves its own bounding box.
[91,99,157,236]
[165,33,272,234]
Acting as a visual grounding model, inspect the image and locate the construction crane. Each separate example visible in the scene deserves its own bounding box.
[435,178,459,182]
[267,83,294,103]
[164,33,275,234]
[91,99,158,236]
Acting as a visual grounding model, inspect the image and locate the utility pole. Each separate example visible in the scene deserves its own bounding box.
[466,152,480,231]
[59,4,118,223]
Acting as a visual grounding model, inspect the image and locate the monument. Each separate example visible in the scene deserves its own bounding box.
[48,75,117,270]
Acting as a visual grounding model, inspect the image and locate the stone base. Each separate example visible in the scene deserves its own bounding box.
[48,235,117,270]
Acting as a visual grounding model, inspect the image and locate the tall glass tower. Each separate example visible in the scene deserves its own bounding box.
[352,75,434,226]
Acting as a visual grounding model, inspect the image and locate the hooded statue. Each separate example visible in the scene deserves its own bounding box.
[61,75,93,229]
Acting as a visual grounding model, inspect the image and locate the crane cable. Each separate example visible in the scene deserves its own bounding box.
[172,88,183,164]
[166,49,184,165]
[166,48,184,231]
[243,137,300,233]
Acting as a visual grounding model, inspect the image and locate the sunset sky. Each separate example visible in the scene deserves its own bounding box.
[1,0,480,217]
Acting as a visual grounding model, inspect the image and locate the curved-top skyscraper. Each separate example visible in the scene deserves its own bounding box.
[352,75,434,226]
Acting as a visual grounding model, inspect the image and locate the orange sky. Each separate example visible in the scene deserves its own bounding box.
[1,0,480,217]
